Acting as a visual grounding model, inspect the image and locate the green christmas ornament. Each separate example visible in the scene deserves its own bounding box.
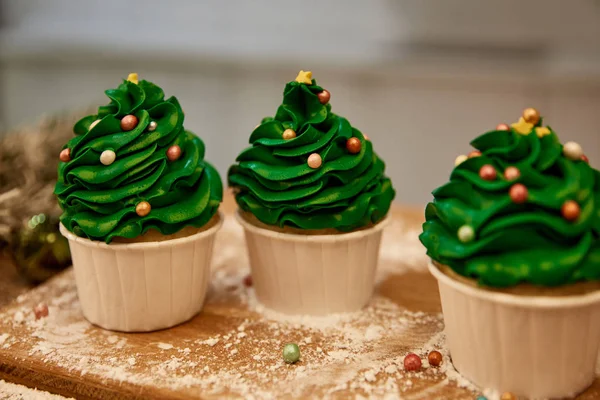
[9,213,71,283]
[283,343,300,364]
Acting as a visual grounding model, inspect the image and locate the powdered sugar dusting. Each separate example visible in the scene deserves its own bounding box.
[0,333,9,345]
[0,380,73,400]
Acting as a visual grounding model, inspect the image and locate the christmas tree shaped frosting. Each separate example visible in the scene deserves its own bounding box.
[55,73,222,243]
[420,108,600,287]
[228,71,395,231]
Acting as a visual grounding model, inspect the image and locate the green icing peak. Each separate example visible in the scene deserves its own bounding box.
[55,75,223,243]
[228,72,395,231]
[420,112,600,287]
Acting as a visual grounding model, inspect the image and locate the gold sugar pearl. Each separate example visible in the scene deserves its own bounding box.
[282,129,296,140]
[136,201,151,217]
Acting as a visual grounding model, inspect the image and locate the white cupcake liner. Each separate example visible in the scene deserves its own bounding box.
[236,211,389,316]
[429,261,600,399]
[59,213,222,332]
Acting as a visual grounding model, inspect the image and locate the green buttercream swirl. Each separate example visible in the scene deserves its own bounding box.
[420,124,600,287]
[227,78,395,231]
[55,78,223,243]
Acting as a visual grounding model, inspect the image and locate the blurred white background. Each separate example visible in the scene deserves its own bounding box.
[1,0,599,204]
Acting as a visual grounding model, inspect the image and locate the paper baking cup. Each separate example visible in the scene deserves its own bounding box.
[236,211,389,315]
[429,262,600,399]
[59,213,222,332]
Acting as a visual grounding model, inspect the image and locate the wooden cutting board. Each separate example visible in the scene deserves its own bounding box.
[0,196,599,400]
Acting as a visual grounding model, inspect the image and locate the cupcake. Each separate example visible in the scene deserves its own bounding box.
[228,71,395,315]
[55,73,223,332]
[420,108,600,398]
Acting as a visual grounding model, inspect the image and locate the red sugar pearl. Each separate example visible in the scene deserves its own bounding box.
[34,303,49,320]
[404,353,422,371]
[346,137,361,154]
[317,90,331,105]
[561,200,580,222]
[59,148,71,162]
[120,114,138,131]
[509,184,528,204]
[427,350,443,367]
[479,165,497,181]
[166,145,182,161]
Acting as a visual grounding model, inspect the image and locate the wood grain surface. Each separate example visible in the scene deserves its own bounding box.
[0,195,599,400]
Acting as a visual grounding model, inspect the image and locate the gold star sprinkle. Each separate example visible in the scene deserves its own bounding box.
[511,117,534,135]
[295,70,313,85]
[535,127,551,138]
[127,72,139,84]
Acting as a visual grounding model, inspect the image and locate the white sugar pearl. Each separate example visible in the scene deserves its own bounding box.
[563,141,583,161]
[454,155,468,166]
[89,119,101,130]
[457,225,475,243]
[100,150,116,166]
[148,121,157,132]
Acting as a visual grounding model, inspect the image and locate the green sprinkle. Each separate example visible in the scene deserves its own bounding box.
[282,343,300,364]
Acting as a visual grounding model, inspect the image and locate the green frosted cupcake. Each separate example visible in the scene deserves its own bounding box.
[228,71,395,315]
[420,108,600,398]
[56,73,222,243]
[55,73,223,332]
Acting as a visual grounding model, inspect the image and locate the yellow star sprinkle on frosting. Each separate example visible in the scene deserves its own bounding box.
[511,117,534,135]
[127,72,139,84]
[295,70,313,85]
[535,127,551,138]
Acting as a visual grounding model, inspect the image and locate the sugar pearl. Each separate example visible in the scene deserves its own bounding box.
[346,137,361,154]
[317,90,331,105]
[59,148,71,162]
[283,343,300,364]
[308,153,322,169]
[100,150,116,166]
[468,150,482,158]
[561,200,580,222]
[479,164,497,181]
[501,393,516,400]
[166,145,182,161]
[504,166,521,181]
[148,121,157,132]
[136,201,151,217]
[563,141,583,161]
[427,351,443,367]
[522,107,540,125]
[33,303,49,320]
[458,225,475,243]
[496,123,510,131]
[89,119,101,130]
[454,155,468,166]
[509,183,528,204]
[282,129,296,140]
[582,154,589,163]
[120,114,138,131]
[403,353,422,371]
